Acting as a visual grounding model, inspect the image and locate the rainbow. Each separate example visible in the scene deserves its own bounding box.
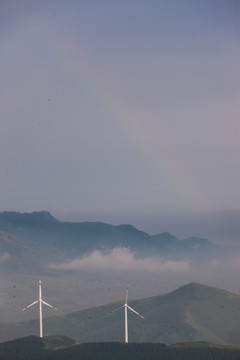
[5,13,204,212]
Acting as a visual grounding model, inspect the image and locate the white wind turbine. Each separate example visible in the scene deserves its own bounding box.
[110,284,144,343]
[22,278,58,338]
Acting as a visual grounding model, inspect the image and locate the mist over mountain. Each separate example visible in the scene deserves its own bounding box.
[0,211,240,324]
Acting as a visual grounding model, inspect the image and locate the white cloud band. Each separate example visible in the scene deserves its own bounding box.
[49,247,190,273]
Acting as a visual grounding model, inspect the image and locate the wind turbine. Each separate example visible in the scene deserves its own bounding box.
[22,278,58,338]
[110,283,144,343]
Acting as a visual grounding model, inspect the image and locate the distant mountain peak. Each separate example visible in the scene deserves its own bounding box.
[117,224,150,236]
[152,232,178,241]
[0,211,59,225]
[175,282,234,299]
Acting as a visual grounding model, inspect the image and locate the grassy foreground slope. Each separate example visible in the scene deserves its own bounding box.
[1,336,240,360]
[0,283,240,345]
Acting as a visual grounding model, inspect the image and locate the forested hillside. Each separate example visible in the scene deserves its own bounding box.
[1,337,240,360]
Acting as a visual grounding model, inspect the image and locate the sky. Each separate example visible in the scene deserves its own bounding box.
[0,0,239,242]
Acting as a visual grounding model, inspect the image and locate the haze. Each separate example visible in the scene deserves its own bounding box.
[1,0,239,243]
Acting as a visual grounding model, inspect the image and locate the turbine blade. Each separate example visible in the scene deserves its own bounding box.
[109,305,124,314]
[22,300,39,311]
[41,300,58,310]
[127,305,144,319]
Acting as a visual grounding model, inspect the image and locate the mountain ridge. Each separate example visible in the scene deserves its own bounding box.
[0,210,219,246]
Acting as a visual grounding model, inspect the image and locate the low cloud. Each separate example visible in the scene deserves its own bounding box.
[0,252,10,263]
[225,255,240,270]
[222,254,240,273]
[209,254,240,271]
[49,247,190,273]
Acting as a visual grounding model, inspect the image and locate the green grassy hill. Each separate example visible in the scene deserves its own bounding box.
[0,283,240,346]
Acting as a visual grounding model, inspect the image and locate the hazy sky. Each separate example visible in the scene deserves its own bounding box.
[0,0,239,238]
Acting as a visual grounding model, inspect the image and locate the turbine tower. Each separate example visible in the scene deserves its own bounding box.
[22,278,57,338]
[111,283,144,343]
